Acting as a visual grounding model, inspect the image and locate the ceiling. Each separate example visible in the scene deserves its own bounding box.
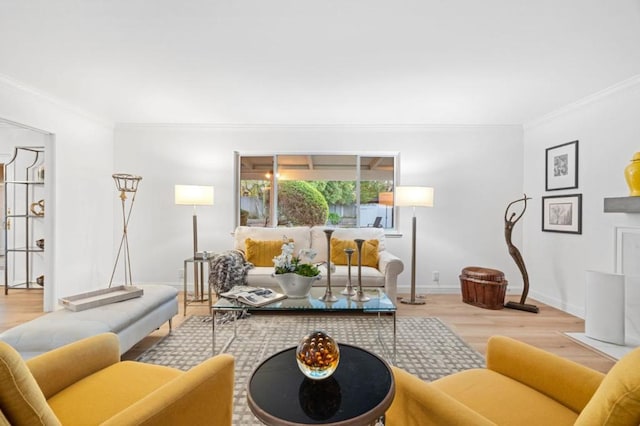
[1,0,639,126]
[240,154,394,180]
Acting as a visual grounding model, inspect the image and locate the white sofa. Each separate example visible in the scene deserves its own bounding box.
[233,225,404,302]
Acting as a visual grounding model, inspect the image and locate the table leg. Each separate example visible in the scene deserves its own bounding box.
[183,259,188,316]
[199,262,205,301]
[212,310,216,355]
[208,273,212,311]
[392,311,396,364]
[193,261,199,299]
[233,310,237,341]
[375,312,396,365]
[212,310,240,355]
[220,312,238,353]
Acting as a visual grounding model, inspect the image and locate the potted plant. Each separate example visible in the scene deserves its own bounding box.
[272,241,320,298]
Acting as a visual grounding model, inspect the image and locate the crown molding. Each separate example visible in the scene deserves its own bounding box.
[524,74,640,130]
[115,122,522,130]
[0,116,52,134]
[0,73,113,129]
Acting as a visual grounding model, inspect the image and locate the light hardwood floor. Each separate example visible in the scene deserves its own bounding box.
[0,288,616,373]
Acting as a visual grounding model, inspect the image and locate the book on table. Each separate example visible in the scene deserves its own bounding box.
[220,286,287,307]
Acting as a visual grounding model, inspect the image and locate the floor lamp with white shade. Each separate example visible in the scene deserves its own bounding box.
[396,186,434,305]
[175,184,214,299]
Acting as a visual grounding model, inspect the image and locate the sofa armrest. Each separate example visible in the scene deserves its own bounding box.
[27,333,121,399]
[486,335,604,413]
[102,354,235,426]
[379,250,403,302]
[386,366,496,426]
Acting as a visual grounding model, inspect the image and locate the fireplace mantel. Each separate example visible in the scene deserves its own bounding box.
[604,197,640,213]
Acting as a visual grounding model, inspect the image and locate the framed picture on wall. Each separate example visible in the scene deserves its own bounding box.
[545,140,578,191]
[542,194,582,234]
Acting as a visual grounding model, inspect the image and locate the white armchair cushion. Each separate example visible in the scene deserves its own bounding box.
[319,265,385,287]
[245,265,384,289]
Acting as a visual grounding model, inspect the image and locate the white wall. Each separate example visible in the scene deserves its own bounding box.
[3,66,638,317]
[0,77,115,311]
[523,77,640,317]
[114,124,524,296]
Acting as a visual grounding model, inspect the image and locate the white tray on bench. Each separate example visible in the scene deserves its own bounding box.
[59,286,144,311]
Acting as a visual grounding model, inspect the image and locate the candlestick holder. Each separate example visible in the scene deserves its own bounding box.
[340,248,356,296]
[320,229,338,302]
[352,239,370,302]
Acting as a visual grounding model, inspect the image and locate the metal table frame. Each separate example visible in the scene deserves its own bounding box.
[211,288,397,363]
[183,257,211,315]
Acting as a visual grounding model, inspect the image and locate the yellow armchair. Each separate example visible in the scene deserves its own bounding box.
[0,332,234,425]
[387,335,640,426]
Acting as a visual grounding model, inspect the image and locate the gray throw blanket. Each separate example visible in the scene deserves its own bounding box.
[208,249,253,296]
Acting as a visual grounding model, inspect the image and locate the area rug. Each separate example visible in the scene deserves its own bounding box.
[138,315,485,425]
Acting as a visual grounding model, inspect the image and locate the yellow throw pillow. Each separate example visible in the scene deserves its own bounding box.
[330,238,379,268]
[245,238,291,267]
[0,341,61,425]
[575,346,640,425]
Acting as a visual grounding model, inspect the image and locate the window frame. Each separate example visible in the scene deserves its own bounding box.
[235,151,400,232]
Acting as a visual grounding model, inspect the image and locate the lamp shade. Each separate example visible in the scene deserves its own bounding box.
[395,186,434,207]
[174,185,214,206]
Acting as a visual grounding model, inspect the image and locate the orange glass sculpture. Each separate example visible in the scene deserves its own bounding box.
[296,331,340,380]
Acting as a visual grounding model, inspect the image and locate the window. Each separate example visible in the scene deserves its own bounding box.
[237,153,397,229]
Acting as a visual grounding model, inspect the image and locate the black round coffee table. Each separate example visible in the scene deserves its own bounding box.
[247,343,395,425]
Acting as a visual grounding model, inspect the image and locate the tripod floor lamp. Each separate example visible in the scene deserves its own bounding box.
[396,186,434,305]
[175,184,214,300]
[109,173,142,288]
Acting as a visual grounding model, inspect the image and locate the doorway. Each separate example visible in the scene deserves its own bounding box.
[0,118,53,311]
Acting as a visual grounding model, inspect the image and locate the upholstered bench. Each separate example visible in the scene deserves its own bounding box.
[0,284,178,359]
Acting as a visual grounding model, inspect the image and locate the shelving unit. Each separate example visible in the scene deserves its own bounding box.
[604,196,640,213]
[4,146,45,294]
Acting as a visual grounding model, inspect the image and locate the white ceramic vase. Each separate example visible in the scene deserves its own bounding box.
[273,273,319,298]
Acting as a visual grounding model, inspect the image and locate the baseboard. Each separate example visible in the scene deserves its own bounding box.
[529,291,585,318]
[399,285,523,295]
[565,332,636,361]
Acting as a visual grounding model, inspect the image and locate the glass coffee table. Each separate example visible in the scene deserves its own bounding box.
[211,287,397,362]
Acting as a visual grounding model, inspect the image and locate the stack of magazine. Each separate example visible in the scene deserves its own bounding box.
[220,286,287,307]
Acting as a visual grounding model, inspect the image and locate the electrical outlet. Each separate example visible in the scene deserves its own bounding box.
[178,269,184,280]
[432,271,440,282]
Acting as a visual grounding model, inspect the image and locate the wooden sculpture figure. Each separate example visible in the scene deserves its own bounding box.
[504,194,539,313]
